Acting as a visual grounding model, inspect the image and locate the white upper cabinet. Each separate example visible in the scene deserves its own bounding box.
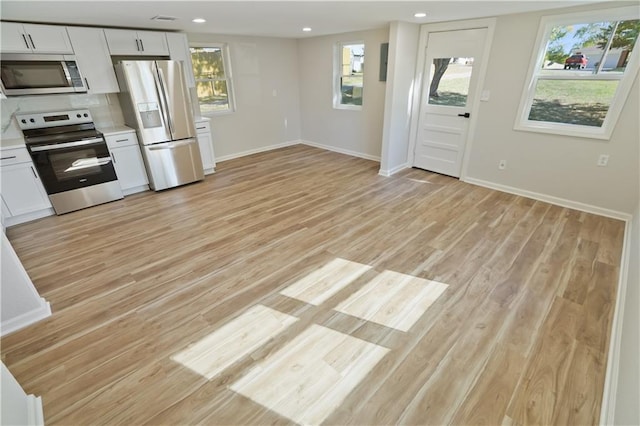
[1,22,74,54]
[166,33,195,88]
[104,29,169,56]
[67,27,119,94]
[136,30,169,55]
[1,23,31,53]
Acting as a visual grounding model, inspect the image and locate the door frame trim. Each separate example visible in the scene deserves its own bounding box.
[407,17,497,180]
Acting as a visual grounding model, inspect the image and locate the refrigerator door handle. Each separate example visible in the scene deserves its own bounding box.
[151,63,173,136]
[148,139,196,150]
[154,66,175,135]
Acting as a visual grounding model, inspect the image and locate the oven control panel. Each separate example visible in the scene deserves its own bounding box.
[16,109,94,130]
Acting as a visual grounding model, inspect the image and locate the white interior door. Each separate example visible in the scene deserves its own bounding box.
[413,28,488,177]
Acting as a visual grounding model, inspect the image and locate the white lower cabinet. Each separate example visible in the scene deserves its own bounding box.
[195,118,215,175]
[103,129,149,195]
[0,147,53,227]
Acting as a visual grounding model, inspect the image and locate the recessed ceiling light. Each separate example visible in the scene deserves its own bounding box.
[302,27,312,32]
[414,12,427,18]
[192,18,206,23]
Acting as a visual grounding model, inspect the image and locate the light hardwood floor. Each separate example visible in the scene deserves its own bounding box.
[1,145,624,425]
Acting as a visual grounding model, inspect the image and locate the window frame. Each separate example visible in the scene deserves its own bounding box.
[514,6,640,140]
[333,40,365,110]
[189,42,236,116]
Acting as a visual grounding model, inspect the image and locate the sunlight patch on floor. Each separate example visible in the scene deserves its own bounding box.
[279,257,371,305]
[171,305,298,380]
[334,270,448,332]
[408,178,436,184]
[230,324,390,425]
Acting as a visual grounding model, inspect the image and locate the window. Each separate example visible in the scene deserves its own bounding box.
[334,42,365,109]
[190,44,234,114]
[515,6,640,139]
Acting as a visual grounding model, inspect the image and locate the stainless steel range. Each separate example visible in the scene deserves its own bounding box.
[17,109,123,215]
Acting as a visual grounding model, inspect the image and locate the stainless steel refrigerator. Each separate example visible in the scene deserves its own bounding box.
[114,60,204,191]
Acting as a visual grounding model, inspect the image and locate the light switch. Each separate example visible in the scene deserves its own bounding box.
[480,90,490,102]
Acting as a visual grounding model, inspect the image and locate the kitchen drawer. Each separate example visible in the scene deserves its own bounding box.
[105,132,138,149]
[195,121,210,133]
[0,147,31,167]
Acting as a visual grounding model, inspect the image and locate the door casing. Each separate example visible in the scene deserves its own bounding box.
[407,18,497,180]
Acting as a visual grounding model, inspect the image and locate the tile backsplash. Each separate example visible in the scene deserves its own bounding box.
[1,93,125,146]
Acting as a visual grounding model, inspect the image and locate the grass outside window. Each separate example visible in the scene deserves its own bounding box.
[528,80,618,127]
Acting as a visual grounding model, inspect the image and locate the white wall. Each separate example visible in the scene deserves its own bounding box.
[380,22,419,175]
[464,2,640,216]
[1,232,51,335]
[614,201,640,425]
[298,28,388,160]
[187,33,301,161]
[1,362,44,426]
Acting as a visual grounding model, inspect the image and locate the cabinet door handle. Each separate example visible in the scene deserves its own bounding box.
[135,39,140,51]
[0,156,17,160]
[115,139,128,143]
[85,78,91,91]
[139,39,144,51]
[111,153,117,164]
[22,34,30,49]
[196,127,206,130]
[28,34,36,50]
[30,166,38,179]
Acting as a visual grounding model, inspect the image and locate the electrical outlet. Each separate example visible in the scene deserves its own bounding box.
[498,160,507,170]
[597,154,609,167]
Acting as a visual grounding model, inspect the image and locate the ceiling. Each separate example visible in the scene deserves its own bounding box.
[1,0,609,39]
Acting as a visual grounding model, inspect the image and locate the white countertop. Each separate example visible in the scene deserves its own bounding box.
[0,139,27,150]
[99,125,135,136]
[0,139,26,150]
[194,116,211,123]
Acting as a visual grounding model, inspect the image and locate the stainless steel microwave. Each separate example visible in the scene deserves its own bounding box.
[0,54,87,96]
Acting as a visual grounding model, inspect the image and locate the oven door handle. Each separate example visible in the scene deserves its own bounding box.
[30,138,105,152]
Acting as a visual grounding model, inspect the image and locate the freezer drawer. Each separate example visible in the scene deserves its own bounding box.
[141,138,204,191]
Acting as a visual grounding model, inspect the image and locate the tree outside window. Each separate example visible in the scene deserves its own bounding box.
[190,46,234,114]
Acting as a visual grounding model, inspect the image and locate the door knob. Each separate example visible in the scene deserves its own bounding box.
[458,112,471,118]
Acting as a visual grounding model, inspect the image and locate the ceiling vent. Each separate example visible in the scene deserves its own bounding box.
[151,15,178,22]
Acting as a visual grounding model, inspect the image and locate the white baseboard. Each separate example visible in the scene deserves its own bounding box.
[463,177,632,222]
[600,216,634,425]
[216,140,300,163]
[379,163,410,177]
[26,395,45,426]
[3,208,55,228]
[1,298,51,337]
[300,140,381,162]
[122,184,149,196]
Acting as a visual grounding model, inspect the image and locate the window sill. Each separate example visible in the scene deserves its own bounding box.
[333,104,362,111]
[513,121,611,141]
[199,110,235,118]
